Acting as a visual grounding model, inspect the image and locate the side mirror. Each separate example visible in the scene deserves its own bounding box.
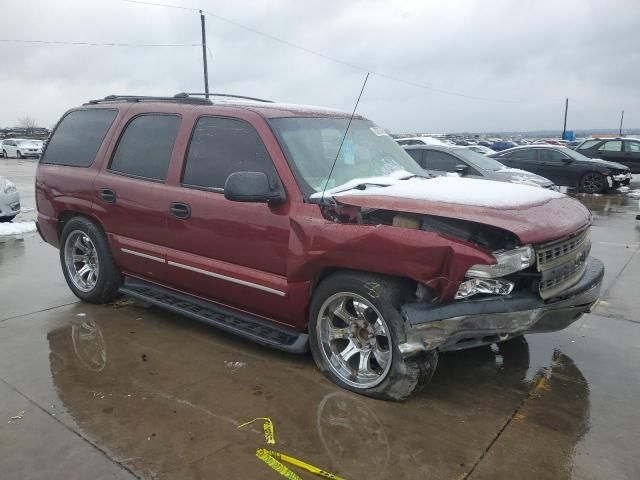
[224,171,286,204]
[562,157,573,164]
[455,164,469,175]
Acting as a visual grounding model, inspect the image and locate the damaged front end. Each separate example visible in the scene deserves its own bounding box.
[317,195,604,357]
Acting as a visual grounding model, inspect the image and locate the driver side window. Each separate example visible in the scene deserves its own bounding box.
[182,117,278,191]
[424,151,459,172]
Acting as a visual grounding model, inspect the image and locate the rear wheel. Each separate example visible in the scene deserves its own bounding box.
[580,172,606,194]
[60,217,122,303]
[309,271,437,401]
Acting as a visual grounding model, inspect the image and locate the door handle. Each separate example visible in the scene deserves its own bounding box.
[169,202,191,219]
[100,188,116,203]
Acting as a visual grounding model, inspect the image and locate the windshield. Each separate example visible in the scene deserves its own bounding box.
[452,148,506,171]
[269,117,424,198]
[563,148,595,162]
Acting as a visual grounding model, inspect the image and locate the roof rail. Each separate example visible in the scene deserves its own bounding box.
[85,95,212,105]
[177,92,274,103]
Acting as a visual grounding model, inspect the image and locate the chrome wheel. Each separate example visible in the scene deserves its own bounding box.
[64,230,100,293]
[317,293,392,389]
[581,172,605,194]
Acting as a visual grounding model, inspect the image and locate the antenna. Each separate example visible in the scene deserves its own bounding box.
[320,72,370,204]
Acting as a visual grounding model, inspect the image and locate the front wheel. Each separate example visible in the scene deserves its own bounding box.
[16,150,22,159]
[60,217,122,303]
[309,271,437,401]
[0,215,16,223]
[580,172,606,194]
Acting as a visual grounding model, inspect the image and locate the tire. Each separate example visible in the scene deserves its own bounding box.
[2,150,7,158]
[16,150,22,159]
[0,215,16,223]
[579,172,606,194]
[59,216,122,303]
[308,271,438,401]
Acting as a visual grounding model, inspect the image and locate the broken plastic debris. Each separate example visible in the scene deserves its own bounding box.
[224,361,247,370]
[8,410,26,423]
[76,313,86,317]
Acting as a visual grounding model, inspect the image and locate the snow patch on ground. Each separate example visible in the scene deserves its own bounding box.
[0,221,37,236]
[334,176,565,208]
[628,190,640,198]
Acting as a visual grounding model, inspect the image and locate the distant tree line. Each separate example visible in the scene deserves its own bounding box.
[0,116,50,139]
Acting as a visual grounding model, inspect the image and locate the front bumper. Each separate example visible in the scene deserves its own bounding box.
[399,257,604,355]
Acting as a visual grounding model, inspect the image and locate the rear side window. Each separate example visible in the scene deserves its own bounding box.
[425,151,458,172]
[508,149,537,161]
[110,114,180,181]
[598,140,622,152]
[405,149,423,166]
[625,141,640,153]
[41,109,117,167]
[182,116,277,190]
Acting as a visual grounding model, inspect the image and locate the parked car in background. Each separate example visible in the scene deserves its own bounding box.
[2,138,43,158]
[477,141,493,148]
[575,138,640,173]
[403,144,556,189]
[490,141,517,151]
[0,176,20,222]
[396,136,445,146]
[36,93,603,400]
[0,140,4,157]
[490,145,632,194]
[465,145,496,155]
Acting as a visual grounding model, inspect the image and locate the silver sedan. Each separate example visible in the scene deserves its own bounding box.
[0,176,21,222]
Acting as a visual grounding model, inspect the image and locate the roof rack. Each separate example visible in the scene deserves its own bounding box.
[85,94,212,105]
[178,92,274,103]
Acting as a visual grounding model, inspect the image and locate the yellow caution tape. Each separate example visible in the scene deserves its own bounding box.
[263,450,345,480]
[237,417,276,445]
[238,417,345,479]
[256,449,305,480]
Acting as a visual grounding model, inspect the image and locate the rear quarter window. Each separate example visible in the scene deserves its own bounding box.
[41,109,118,167]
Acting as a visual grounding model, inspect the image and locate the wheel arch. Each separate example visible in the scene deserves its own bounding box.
[57,210,108,241]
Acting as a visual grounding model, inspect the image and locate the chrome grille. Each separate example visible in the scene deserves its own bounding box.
[535,227,591,299]
[536,227,590,269]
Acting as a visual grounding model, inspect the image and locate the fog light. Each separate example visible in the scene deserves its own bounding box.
[455,278,515,300]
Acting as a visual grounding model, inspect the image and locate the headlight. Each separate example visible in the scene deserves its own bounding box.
[3,179,17,194]
[465,245,535,279]
[455,278,514,300]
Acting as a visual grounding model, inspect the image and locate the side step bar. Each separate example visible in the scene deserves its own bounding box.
[119,278,309,354]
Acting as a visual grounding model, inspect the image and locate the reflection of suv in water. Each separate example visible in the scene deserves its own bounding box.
[36,93,604,400]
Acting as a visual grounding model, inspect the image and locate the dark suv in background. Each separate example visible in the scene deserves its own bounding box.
[576,138,640,173]
[35,93,603,400]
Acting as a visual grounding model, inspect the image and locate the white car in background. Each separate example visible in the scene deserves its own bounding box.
[0,176,20,222]
[2,138,43,158]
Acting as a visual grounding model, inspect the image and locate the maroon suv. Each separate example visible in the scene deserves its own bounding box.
[36,94,604,400]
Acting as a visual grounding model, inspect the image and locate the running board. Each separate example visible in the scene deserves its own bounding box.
[119,278,308,354]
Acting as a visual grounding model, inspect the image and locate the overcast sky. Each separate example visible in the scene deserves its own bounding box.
[0,0,638,133]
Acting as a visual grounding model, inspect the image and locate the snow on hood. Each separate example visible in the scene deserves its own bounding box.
[331,176,564,209]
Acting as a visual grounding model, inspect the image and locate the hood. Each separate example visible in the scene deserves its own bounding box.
[333,177,591,245]
[490,167,554,187]
[585,157,628,170]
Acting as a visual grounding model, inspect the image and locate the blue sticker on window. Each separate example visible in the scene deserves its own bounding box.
[343,139,355,165]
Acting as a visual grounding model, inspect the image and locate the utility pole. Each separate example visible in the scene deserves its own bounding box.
[562,98,568,140]
[200,10,210,98]
[619,110,624,136]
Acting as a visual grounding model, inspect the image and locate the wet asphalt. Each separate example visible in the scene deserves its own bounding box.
[1,159,639,480]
